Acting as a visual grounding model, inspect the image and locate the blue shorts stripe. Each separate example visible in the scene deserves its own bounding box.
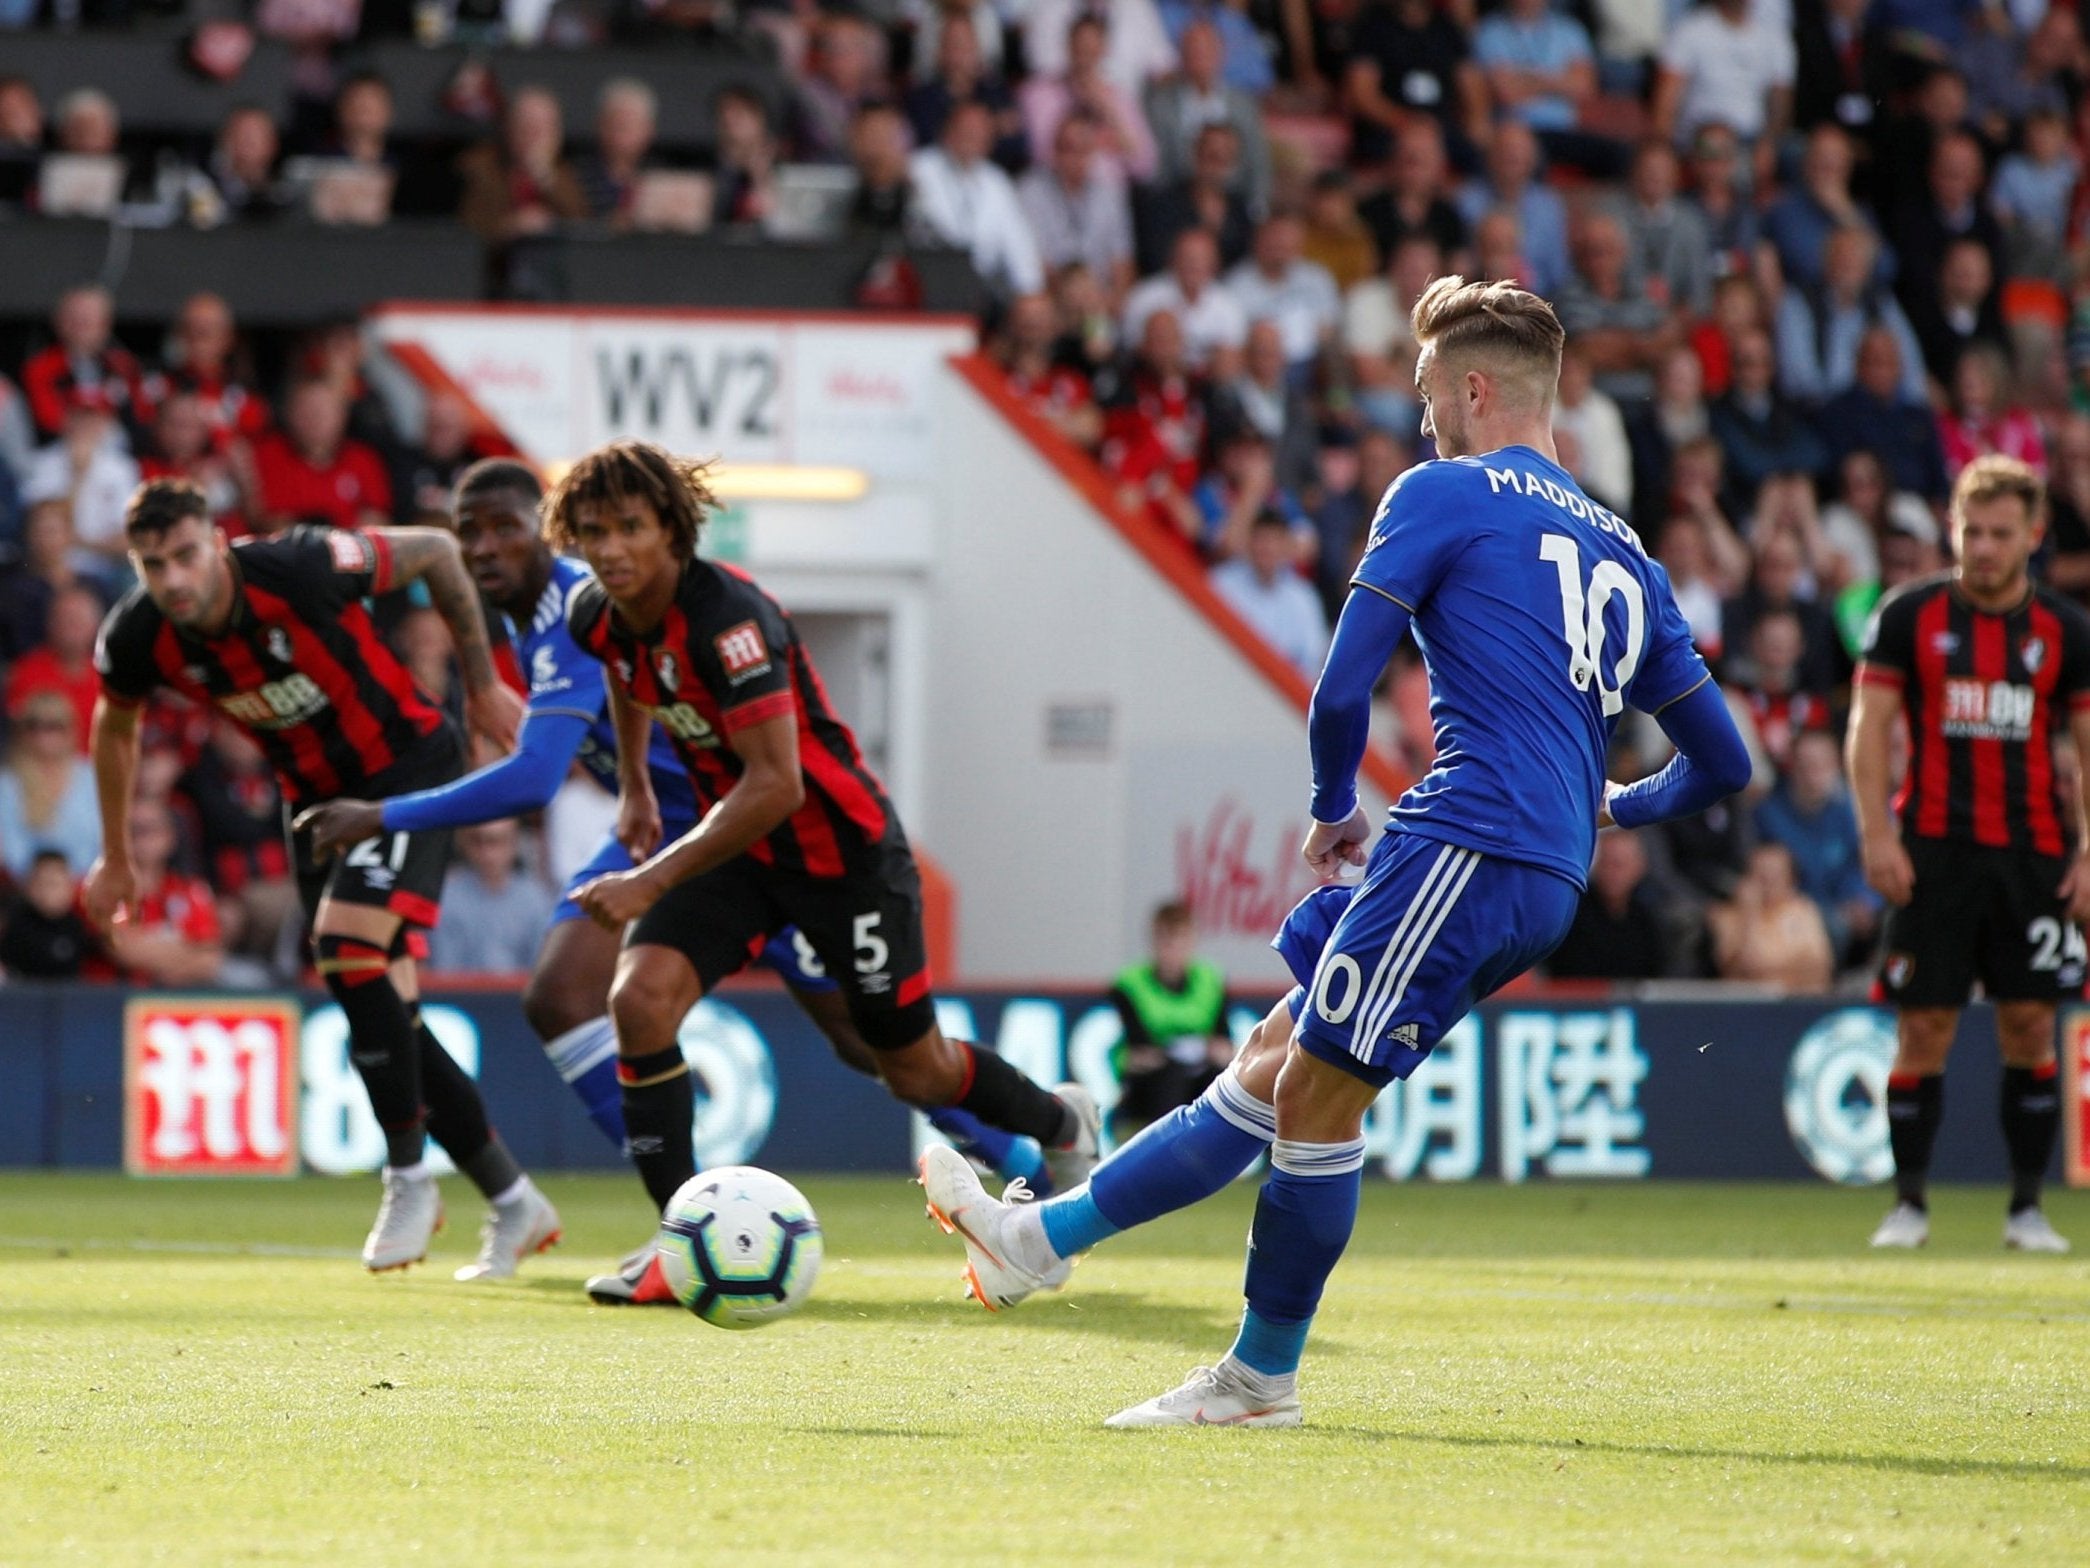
[1357,847,1479,1060]
[1341,842,1461,1058]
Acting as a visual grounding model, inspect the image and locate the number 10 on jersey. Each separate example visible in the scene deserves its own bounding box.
[1540,534,1646,717]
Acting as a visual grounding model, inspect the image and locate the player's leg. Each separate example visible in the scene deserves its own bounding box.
[763,927,1049,1191]
[1984,849,2076,1249]
[521,830,662,1151]
[1995,1000,2068,1250]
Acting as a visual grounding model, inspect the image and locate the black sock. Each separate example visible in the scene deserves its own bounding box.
[1886,1074,1943,1211]
[619,1045,696,1212]
[415,1016,522,1199]
[2000,1064,2061,1215]
[954,1042,1074,1146]
[319,937,425,1168]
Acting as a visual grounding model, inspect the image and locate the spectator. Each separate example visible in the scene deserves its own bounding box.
[20,284,147,441]
[393,606,457,719]
[1727,606,1834,774]
[1019,12,1159,184]
[1024,0,1177,98]
[1683,121,1761,275]
[1156,0,1275,95]
[1098,309,1208,544]
[21,391,139,560]
[195,105,287,223]
[1722,528,1845,695]
[1817,325,1952,501]
[795,13,889,163]
[1344,0,1487,166]
[151,292,269,449]
[1709,327,1829,507]
[1471,208,1532,288]
[1106,899,1231,1138]
[906,9,1026,166]
[1310,427,1408,613]
[0,74,41,210]
[1050,260,1125,381]
[1774,224,1927,408]
[0,690,99,882]
[295,318,396,457]
[314,71,399,194]
[845,102,916,238]
[1194,415,1311,560]
[1475,0,1613,176]
[2044,412,2090,603]
[1626,344,1712,533]
[1938,342,2047,481]
[1556,209,1676,402]
[576,78,663,226]
[1892,132,2004,338]
[0,501,105,662]
[1906,236,2006,387]
[1545,828,1673,980]
[87,797,225,987]
[1552,344,1633,514]
[1763,124,1877,292]
[910,100,1045,298]
[1019,111,1138,305]
[1456,122,1570,297]
[1654,509,1736,656]
[1608,138,1713,315]
[5,583,101,751]
[251,378,392,534]
[1301,169,1379,294]
[991,292,1104,449]
[458,86,587,244]
[1819,446,1940,595]
[1706,841,1834,991]
[0,849,91,980]
[429,820,556,974]
[1965,4,2079,146]
[1755,727,1879,965]
[710,85,781,229]
[1343,232,1440,437]
[392,392,481,520]
[1209,508,1328,676]
[1144,17,1271,217]
[1872,63,1973,224]
[1137,119,1254,272]
[1793,0,1887,136]
[1834,508,1944,657]
[44,86,141,207]
[0,368,31,489]
[1359,119,1468,266]
[1653,0,1796,187]
[1212,320,1318,496]
[1224,213,1339,377]
[178,719,296,967]
[1993,106,2077,279]
[1124,226,1247,372]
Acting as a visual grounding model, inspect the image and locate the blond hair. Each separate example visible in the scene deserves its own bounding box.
[1951,453,2044,527]
[1409,275,1565,404]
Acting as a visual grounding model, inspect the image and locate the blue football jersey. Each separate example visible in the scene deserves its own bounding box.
[1351,444,1709,887]
[513,557,698,823]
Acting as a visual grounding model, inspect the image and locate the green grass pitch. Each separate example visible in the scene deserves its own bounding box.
[5,1174,2088,1567]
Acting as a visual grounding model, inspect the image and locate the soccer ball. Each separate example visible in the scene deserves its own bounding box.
[656,1166,822,1330]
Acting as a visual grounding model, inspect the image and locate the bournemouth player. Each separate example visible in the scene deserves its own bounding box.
[543,440,1100,1304]
[1850,455,2090,1253]
[85,478,554,1277]
[920,278,1752,1426]
[294,460,1057,1260]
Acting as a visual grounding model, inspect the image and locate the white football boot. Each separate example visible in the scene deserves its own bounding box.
[1042,1082,1102,1194]
[1104,1363,1303,1430]
[363,1167,443,1272]
[454,1180,563,1281]
[918,1143,1070,1311]
[2004,1208,2071,1253]
[1869,1202,1930,1250]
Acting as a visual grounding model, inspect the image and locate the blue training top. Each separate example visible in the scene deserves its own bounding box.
[1315,445,1712,888]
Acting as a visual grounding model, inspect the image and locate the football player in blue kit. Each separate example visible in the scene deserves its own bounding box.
[298,461,1050,1291]
[920,277,1754,1426]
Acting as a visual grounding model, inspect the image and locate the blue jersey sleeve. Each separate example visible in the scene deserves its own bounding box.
[1309,584,1413,824]
[1350,463,1473,612]
[525,616,609,722]
[381,710,592,833]
[1625,558,1714,716]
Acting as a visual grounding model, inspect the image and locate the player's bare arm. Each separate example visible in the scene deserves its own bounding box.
[375,526,525,751]
[1847,678,1915,906]
[2058,706,2090,923]
[83,695,145,933]
[606,678,663,860]
[293,798,385,859]
[575,711,805,930]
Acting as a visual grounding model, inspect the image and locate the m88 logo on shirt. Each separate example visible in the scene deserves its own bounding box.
[651,702,719,746]
[123,998,300,1176]
[218,674,328,730]
[1941,677,2035,740]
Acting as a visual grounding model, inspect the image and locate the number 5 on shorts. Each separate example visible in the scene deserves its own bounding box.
[853,913,889,974]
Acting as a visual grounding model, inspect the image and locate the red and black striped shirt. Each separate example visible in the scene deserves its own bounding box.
[567,559,894,880]
[1856,573,2090,856]
[94,526,451,804]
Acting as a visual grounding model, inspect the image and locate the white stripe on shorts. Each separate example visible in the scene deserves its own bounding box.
[1343,843,1463,1060]
[1357,847,1481,1060]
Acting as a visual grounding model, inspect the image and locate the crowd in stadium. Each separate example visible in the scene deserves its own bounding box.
[0,0,2083,991]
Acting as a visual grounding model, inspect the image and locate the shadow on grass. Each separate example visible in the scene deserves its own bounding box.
[1305,1425,2090,1481]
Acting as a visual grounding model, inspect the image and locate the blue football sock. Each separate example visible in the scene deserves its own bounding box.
[544,1017,626,1151]
[927,1106,1047,1190]
[1039,1067,1275,1259]
[1231,1135,1366,1378]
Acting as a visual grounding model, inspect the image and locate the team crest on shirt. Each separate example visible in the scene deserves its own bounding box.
[1930,631,1960,655]
[655,650,680,692]
[614,658,634,683]
[184,665,209,684]
[2022,636,2047,674]
[265,627,293,664]
[1884,952,1914,991]
[714,621,771,683]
